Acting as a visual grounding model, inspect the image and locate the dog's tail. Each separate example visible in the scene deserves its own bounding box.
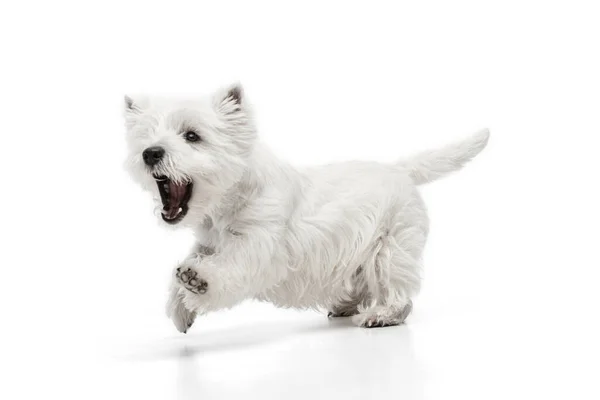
[399,129,490,185]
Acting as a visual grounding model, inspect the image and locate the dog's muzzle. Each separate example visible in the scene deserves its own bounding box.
[143,146,165,166]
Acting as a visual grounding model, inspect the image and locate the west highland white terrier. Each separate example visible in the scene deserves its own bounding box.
[123,83,489,331]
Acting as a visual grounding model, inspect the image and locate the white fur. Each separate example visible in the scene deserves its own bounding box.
[123,83,489,330]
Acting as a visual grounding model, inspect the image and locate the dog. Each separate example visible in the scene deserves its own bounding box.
[123,83,489,331]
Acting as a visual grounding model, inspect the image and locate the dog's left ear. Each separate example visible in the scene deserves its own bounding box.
[214,82,245,115]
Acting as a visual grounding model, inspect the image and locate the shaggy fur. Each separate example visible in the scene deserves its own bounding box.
[123,83,489,331]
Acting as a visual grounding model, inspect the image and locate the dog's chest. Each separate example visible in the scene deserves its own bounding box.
[193,217,241,251]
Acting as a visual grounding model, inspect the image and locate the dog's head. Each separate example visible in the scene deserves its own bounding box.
[123,83,257,226]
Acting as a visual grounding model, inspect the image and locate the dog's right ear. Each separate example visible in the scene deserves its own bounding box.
[124,95,145,129]
[124,95,142,115]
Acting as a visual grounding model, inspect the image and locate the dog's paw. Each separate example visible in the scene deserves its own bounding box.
[327,309,358,318]
[176,266,208,295]
[171,307,196,334]
[353,315,394,328]
[166,286,197,333]
[327,304,359,318]
[352,301,413,328]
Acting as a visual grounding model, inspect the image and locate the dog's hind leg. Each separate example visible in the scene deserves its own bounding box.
[327,268,370,318]
[351,218,425,328]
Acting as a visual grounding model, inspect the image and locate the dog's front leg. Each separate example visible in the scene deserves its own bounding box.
[173,238,274,318]
[166,284,197,333]
[166,244,214,333]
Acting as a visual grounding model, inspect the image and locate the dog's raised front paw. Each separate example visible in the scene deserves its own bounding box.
[176,267,208,295]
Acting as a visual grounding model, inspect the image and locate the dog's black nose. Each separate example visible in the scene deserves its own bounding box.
[142,146,165,166]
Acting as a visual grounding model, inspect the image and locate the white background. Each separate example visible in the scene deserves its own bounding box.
[1,1,599,399]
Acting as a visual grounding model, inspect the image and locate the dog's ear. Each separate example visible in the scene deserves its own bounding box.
[124,95,142,115]
[214,82,245,115]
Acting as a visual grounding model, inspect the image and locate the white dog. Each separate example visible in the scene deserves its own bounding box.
[123,83,489,331]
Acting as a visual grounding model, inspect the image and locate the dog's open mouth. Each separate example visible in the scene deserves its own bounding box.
[154,175,193,224]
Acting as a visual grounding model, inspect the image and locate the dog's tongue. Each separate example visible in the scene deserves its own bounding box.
[163,181,187,219]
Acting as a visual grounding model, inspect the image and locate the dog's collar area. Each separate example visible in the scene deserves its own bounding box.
[154,175,193,224]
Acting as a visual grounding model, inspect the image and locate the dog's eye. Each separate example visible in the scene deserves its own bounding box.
[184,131,201,142]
